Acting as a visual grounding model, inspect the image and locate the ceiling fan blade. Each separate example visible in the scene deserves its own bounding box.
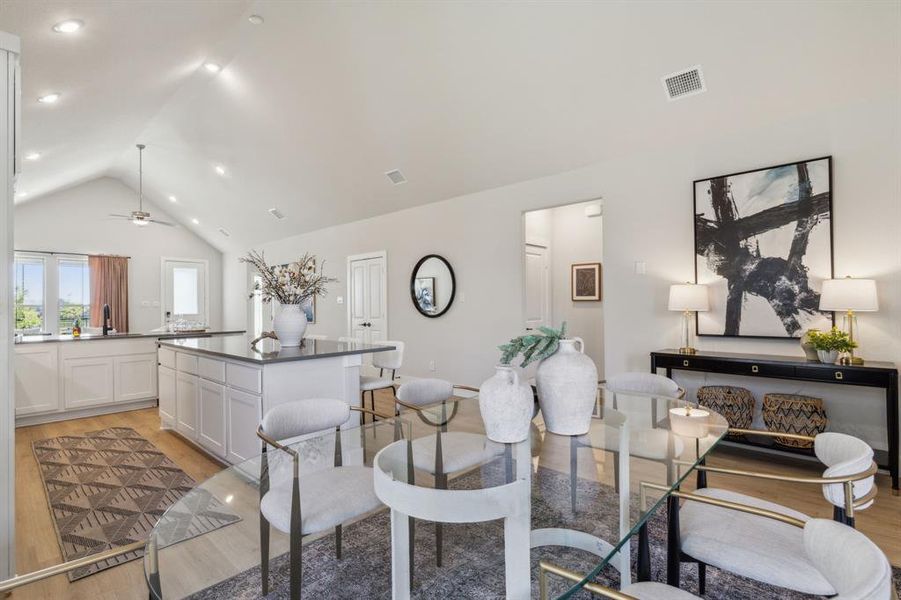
[147,218,176,227]
[108,213,131,218]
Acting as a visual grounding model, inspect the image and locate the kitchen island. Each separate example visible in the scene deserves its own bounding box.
[13,330,243,426]
[157,335,395,464]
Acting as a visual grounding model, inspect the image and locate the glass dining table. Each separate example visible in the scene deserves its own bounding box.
[143,388,728,599]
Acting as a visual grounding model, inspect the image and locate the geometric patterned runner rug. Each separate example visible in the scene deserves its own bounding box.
[32,426,241,581]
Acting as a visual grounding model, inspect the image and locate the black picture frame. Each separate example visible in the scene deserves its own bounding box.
[693,156,835,339]
[410,254,456,318]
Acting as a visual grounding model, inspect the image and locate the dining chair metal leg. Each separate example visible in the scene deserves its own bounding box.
[260,516,270,596]
[335,524,343,560]
[434,430,445,567]
[637,522,650,581]
[406,437,416,588]
[289,476,303,600]
[698,561,706,595]
[570,436,578,513]
[612,450,620,494]
[666,494,682,588]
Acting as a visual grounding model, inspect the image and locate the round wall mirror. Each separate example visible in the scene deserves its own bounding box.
[410,254,456,318]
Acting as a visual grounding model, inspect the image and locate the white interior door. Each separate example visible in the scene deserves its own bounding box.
[162,259,208,324]
[524,243,550,332]
[347,253,387,344]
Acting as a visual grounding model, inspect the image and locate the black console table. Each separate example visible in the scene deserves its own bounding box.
[650,349,899,491]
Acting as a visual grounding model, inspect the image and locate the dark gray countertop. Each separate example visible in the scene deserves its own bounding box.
[15,330,245,344]
[158,334,396,365]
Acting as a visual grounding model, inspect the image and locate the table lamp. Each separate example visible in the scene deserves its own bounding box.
[819,276,878,365]
[668,283,709,355]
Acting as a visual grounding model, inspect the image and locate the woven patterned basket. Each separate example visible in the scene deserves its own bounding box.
[762,394,827,448]
[696,386,754,438]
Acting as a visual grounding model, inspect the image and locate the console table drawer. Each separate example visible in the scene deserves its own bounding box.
[732,363,795,378]
[795,366,888,386]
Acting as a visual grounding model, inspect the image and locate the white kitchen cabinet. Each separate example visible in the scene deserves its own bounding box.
[176,371,199,440]
[227,387,262,464]
[158,365,176,428]
[63,357,115,409]
[114,354,157,403]
[14,344,59,416]
[198,379,227,458]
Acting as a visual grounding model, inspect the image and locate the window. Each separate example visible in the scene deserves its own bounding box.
[14,255,45,333]
[163,259,208,325]
[58,258,91,334]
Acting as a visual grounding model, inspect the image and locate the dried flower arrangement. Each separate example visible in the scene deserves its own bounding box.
[240,250,337,305]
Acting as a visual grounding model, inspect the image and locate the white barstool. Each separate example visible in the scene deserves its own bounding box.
[359,340,405,418]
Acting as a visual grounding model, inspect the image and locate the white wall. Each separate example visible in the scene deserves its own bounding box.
[524,202,604,374]
[224,91,900,454]
[15,177,223,332]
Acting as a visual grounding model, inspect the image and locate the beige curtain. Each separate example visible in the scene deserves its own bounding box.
[89,255,129,332]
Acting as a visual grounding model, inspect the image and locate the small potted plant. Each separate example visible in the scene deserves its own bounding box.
[240,250,337,347]
[807,327,856,364]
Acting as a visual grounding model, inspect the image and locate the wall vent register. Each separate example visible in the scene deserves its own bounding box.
[385,169,407,185]
[661,65,706,101]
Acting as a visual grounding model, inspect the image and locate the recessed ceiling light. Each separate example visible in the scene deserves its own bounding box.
[168,195,177,203]
[214,165,226,176]
[385,169,407,185]
[248,14,264,25]
[24,152,41,161]
[191,218,200,225]
[38,93,61,104]
[203,62,222,73]
[52,19,84,34]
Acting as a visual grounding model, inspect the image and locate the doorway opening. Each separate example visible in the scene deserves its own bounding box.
[522,200,604,377]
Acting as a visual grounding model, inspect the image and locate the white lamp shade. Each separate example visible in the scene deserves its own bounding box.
[668,283,709,312]
[819,278,878,312]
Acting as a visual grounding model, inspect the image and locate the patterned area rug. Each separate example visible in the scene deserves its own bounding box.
[32,426,241,581]
[189,460,901,599]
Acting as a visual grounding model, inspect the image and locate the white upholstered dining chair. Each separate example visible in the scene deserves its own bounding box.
[539,518,893,599]
[391,378,503,569]
[674,430,878,595]
[256,398,384,599]
[359,340,405,418]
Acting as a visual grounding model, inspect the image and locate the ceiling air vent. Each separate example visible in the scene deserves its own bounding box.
[268,208,285,220]
[218,227,231,237]
[385,169,407,185]
[662,65,706,101]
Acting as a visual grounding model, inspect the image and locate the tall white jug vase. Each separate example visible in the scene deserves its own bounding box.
[479,365,534,443]
[273,304,308,347]
[536,337,598,435]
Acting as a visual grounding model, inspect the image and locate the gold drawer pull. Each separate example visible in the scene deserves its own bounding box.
[751,365,759,374]
[835,371,843,380]
[683,360,689,367]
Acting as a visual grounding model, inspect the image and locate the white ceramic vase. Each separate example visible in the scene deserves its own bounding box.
[536,337,598,435]
[273,304,308,347]
[817,349,839,364]
[479,365,534,443]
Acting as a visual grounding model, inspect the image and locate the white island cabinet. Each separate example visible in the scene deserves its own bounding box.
[158,335,394,465]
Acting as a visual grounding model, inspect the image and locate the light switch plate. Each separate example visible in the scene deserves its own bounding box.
[635,261,647,275]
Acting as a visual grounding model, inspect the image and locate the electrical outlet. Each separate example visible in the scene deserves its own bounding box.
[635,261,647,275]
[428,360,436,372]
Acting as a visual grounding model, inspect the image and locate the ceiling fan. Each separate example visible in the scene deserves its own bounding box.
[108,143,175,227]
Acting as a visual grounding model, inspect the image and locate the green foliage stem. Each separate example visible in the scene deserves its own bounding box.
[498,322,567,368]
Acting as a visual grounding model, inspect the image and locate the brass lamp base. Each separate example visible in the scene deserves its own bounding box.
[839,355,864,366]
[678,347,698,355]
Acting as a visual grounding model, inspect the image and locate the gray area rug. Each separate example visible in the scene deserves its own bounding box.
[189,459,901,599]
[32,426,241,581]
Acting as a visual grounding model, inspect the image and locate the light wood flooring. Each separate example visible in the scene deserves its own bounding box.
[9,391,901,599]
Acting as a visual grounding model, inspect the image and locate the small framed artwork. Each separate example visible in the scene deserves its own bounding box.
[302,295,316,324]
[414,277,437,313]
[571,263,602,301]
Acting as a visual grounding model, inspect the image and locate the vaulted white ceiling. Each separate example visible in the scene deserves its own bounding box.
[1,1,896,252]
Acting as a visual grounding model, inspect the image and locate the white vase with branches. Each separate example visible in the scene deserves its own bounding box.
[240,250,337,347]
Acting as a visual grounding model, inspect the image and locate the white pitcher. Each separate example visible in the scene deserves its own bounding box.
[536,337,598,435]
[479,365,534,443]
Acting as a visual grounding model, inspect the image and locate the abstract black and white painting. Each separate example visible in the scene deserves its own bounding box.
[694,157,834,338]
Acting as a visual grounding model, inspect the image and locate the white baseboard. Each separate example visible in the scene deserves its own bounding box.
[15,399,158,428]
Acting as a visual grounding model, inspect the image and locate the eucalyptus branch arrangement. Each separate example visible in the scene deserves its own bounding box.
[498,322,567,368]
[807,327,857,353]
[240,250,337,305]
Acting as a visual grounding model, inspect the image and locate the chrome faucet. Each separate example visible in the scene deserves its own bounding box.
[102,303,112,336]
